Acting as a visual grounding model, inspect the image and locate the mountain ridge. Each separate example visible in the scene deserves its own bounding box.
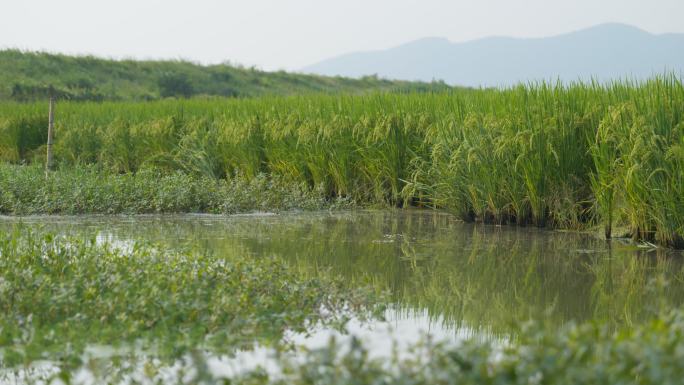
[302,23,684,87]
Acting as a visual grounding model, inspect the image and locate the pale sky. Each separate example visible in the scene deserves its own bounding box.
[2,0,683,71]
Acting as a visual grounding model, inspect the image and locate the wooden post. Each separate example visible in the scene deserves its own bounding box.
[46,87,55,175]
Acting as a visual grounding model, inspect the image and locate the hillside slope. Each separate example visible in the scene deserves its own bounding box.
[0,50,451,101]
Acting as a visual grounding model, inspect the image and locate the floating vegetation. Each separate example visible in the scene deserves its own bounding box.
[0,230,380,371]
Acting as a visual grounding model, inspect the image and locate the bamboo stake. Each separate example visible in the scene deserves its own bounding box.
[46,87,55,176]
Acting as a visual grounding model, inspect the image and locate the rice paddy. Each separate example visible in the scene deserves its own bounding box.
[2,75,684,384]
[1,76,683,247]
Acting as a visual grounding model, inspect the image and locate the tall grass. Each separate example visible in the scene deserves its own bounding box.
[1,76,682,246]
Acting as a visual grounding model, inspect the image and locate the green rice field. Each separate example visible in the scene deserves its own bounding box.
[2,75,684,384]
[1,76,683,247]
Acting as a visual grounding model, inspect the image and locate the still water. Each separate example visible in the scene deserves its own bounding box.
[3,210,684,382]
[4,209,683,335]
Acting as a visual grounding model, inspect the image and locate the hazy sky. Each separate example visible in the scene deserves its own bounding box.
[2,0,683,71]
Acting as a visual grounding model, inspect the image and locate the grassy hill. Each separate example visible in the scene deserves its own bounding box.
[0,50,452,101]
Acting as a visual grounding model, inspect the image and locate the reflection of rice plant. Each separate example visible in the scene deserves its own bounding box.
[232,213,684,335]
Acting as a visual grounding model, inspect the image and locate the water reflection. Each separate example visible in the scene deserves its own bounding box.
[3,210,683,335]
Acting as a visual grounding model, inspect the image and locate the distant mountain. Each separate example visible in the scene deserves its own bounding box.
[302,24,684,87]
[0,50,452,102]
